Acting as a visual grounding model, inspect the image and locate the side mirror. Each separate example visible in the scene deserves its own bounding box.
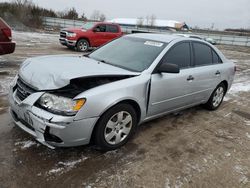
[157,63,180,74]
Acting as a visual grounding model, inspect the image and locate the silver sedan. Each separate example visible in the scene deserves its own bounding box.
[9,34,235,150]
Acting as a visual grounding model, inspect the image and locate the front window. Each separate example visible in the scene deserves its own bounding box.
[81,22,96,30]
[89,36,167,72]
[163,42,191,68]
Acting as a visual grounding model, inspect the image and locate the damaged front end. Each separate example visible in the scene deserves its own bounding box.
[9,74,135,148]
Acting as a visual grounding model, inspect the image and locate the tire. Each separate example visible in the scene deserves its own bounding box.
[94,103,137,151]
[76,39,89,52]
[204,83,226,110]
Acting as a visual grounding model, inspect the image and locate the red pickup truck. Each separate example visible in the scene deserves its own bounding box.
[0,18,15,55]
[59,22,123,52]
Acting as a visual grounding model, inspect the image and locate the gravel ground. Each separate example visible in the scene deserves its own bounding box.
[0,31,250,188]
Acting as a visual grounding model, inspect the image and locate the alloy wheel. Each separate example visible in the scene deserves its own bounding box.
[79,41,88,51]
[212,86,224,107]
[104,111,133,145]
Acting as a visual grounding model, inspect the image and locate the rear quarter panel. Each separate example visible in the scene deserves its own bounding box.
[220,59,235,91]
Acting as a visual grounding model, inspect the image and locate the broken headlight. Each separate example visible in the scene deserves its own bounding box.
[38,93,86,116]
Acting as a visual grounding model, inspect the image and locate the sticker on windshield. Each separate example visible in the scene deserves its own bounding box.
[144,41,163,47]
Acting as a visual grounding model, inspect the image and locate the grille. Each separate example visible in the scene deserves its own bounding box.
[60,31,67,38]
[15,78,36,101]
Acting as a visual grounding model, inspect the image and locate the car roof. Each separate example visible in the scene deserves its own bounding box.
[127,33,182,43]
[95,22,120,26]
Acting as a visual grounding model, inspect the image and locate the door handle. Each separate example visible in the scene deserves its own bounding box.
[187,75,194,81]
[215,70,221,75]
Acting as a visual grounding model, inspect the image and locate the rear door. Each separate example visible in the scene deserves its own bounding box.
[148,42,198,116]
[106,24,121,42]
[189,42,223,102]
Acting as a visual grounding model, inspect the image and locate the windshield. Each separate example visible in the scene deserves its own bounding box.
[81,22,96,30]
[89,36,167,72]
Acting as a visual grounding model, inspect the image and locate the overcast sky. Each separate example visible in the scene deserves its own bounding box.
[1,0,250,29]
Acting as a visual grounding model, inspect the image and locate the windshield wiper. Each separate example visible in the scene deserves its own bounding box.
[93,58,111,65]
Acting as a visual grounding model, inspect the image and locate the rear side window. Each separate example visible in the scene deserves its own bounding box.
[106,25,119,33]
[212,50,222,64]
[164,42,191,68]
[193,42,212,66]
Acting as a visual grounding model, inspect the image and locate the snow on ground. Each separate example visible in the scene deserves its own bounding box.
[14,140,39,149]
[224,59,250,101]
[226,76,250,97]
[233,165,250,185]
[0,76,14,96]
[13,31,58,45]
[47,156,88,176]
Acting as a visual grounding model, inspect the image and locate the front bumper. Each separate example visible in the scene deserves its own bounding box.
[59,38,77,47]
[8,84,98,148]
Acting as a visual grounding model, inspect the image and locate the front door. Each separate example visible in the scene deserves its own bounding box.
[148,42,197,117]
[92,24,107,46]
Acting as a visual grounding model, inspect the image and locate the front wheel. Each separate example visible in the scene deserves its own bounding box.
[76,39,89,52]
[204,83,226,110]
[93,103,137,151]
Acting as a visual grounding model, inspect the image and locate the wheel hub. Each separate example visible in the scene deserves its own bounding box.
[104,111,132,145]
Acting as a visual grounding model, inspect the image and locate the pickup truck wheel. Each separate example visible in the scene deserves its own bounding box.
[76,39,89,52]
[204,83,226,110]
[94,103,137,151]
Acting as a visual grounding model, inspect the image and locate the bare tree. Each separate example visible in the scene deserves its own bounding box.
[90,10,106,21]
[63,7,78,19]
[80,12,87,21]
[145,15,150,26]
[99,13,106,22]
[12,0,32,6]
[149,14,156,27]
[90,10,100,21]
[137,17,144,27]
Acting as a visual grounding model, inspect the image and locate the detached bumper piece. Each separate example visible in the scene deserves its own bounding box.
[44,127,63,143]
[10,109,56,149]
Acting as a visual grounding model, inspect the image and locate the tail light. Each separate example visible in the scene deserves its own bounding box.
[2,28,12,41]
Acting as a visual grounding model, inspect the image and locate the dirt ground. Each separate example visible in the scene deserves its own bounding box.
[0,31,250,188]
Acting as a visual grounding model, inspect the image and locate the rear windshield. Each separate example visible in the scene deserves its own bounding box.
[89,36,167,72]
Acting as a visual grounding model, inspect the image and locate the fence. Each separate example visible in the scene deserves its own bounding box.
[43,17,86,28]
[43,17,250,47]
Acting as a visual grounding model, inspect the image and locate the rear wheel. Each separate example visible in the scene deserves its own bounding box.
[94,103,137,151]
[76,39,89,52]
[204,83,226,110]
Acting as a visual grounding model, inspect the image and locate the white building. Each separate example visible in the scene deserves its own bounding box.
[109,18,189,30]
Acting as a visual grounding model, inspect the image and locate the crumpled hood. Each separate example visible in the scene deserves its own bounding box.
[19,54,139,90]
